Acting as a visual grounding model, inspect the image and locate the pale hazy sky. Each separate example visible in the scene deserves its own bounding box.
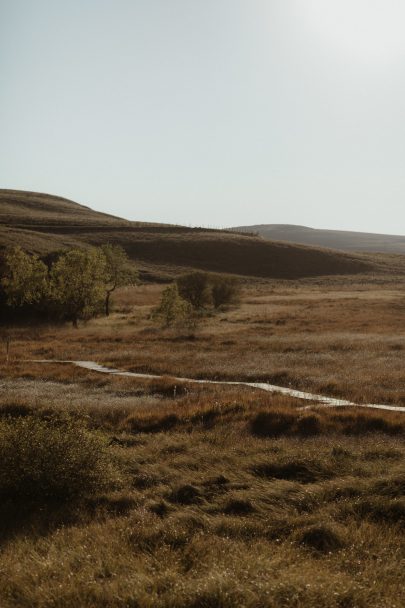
[1,1,405,232]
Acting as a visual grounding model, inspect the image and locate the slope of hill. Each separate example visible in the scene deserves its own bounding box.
[0,189,385,280]
[233,224,405,254]
[0,189,131,227]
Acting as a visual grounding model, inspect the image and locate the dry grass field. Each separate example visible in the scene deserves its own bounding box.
[1,273,405,607]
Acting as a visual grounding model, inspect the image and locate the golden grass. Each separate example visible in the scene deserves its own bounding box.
[0,399,404,607]
[1,275,405,606]
[4,277,405,405]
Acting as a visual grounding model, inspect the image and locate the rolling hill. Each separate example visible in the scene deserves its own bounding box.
[233,224,405,254]
[0,189,389,280]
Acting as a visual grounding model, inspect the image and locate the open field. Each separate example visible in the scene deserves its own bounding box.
[5,274,405,406]
[1,273,405,606]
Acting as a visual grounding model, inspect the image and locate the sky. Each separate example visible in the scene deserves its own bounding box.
[1,0,405,233]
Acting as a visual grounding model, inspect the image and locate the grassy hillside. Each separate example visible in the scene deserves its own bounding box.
[233,223,405,254]
[0,189,130,227]
[0,189,388,280]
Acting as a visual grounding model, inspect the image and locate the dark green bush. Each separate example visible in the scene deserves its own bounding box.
[176,271,241,310]
[0,416,116,501]
[176,272,211,309]
[211,275,240,308]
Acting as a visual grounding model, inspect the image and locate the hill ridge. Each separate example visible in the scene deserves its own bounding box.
[0,189,391,280]
[233,223,405,254]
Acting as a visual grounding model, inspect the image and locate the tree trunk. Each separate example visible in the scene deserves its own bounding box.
[105,291,111,317]
[72,316,78,328]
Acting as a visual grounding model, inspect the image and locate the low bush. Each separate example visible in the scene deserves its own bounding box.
[176,271,241,310]
[211,275,240,308]
[176,272,211,309]
[0,416,116,502]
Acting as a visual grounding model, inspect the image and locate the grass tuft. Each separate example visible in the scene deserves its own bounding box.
[295,523,346,553]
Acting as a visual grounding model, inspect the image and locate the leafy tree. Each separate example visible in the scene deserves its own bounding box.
[152,283,192,327]
[176,271,211,309]
[211,275,240,308]
[101,244,138,316]
[1,246,48,307]
[50,248,106,327]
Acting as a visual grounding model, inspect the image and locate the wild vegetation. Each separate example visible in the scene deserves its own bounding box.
[0,244,137,325]
[152,272,241,329]
[1,270,405,607]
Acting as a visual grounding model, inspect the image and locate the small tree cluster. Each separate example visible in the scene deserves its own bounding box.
[152,284,195,329]
[152,272,240,334]
[0,244,137,326]
[176,271,240,310]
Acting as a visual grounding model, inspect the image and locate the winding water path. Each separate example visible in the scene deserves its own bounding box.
[30,359,405,413]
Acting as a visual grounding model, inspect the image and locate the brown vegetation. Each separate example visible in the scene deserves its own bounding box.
[1,262,405,606]
[0,374,404,606]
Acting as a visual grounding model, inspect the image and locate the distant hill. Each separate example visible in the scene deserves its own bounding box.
[0,189,133,227]
[0,189,388,281]
[232,224,405,254]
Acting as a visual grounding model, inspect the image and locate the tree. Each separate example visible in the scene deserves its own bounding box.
[152,283,192,327]
[50,248,106,327]
[211,275,240,308]
[100,244,138,316]
[1,246,48,307]
[176,271,211,309]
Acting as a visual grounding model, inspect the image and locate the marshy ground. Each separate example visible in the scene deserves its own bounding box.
[1,273,405,607]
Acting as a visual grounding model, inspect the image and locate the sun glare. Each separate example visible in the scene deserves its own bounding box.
[298,0,405,65]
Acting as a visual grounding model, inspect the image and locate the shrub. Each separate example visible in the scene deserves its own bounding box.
[176,271,241,310]
[211,275,240,308]
[176,272,211,309]
[0,416,116,502]
[152,284,193,328]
